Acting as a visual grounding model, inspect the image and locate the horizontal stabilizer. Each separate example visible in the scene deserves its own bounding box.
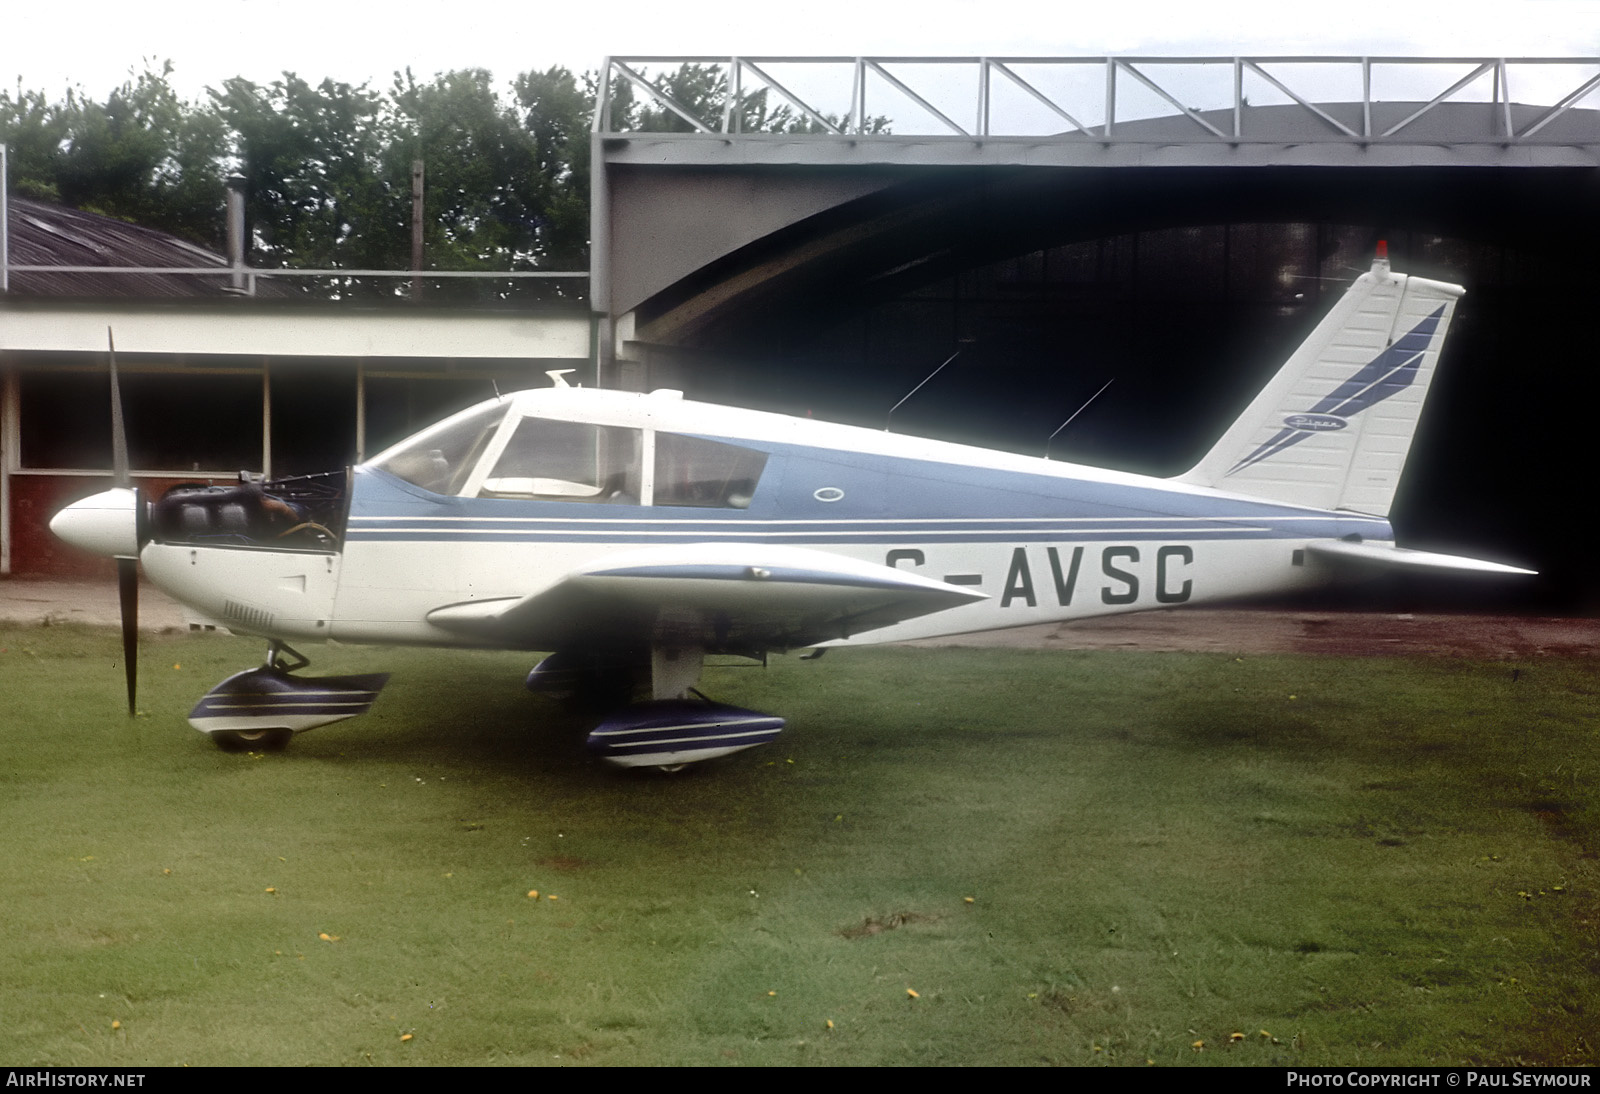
[1305,540,1535,576]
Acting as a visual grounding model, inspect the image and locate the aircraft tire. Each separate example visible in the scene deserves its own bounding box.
[211,728,293,752]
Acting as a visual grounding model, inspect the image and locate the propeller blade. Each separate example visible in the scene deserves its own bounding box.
[109,327,139,715]
[118,557,139,715]
[109,327,129,489]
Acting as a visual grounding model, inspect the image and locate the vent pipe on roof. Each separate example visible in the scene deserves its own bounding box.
[225,175,248,294]
[2,142,9,294]
[411,159,425,303]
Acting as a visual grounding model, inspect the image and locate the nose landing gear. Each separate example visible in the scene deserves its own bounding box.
[191,641,390,751]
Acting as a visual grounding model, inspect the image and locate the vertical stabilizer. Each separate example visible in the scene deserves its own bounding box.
[1177,252,1463,518]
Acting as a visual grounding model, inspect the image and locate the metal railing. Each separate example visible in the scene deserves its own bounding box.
[0,264,588,298]
[595,56,1600,143]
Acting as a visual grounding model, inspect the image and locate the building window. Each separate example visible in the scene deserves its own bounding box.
[20,369,261,472]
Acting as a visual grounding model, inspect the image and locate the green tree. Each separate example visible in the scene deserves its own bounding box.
[512,66,591,273]
[603,62,889,135]
[8,60,887,302]
[633,62,727,132]
[389,69,539,271]
[0,84,70,203]
[211,73,401,285]
[2,64,227,247]
[382,66,594,301]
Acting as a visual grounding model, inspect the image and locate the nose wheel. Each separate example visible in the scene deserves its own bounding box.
[210,728,293,752]
[191,641,390,751]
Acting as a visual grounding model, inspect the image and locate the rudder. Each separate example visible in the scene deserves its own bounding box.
[1177,250,1464,518]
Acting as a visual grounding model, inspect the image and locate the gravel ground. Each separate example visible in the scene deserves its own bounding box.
[903,608,1600,658]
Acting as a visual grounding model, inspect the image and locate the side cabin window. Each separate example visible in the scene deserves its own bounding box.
[655,434,767,509]
[479,417,641,503]
[372,408,765,509]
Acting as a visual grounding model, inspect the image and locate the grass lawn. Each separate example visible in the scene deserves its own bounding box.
[0,624,1595,1066]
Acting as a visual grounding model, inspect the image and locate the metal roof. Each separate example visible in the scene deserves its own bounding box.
[2,198,257,298]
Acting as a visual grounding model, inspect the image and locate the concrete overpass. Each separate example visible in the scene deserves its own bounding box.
[589,56,1600,373]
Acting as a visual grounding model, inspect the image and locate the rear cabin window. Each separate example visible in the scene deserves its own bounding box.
[654,434,767,509]
[479,417,642,503]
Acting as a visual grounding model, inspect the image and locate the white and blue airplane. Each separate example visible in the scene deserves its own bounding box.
[50,247,1531,768]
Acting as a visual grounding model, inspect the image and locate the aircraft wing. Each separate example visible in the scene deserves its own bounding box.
[1304,540,1536,576]
[423,543,988,653]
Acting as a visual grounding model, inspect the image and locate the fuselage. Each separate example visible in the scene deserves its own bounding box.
[137,386,1387,649]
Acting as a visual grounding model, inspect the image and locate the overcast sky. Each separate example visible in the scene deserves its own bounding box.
[6,0,1598,103]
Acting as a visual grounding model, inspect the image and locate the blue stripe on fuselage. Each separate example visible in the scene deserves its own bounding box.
[346,525,1366,544]
[349,436,1392,545]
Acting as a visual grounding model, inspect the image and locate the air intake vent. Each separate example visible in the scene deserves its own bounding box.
[223,599,276,632]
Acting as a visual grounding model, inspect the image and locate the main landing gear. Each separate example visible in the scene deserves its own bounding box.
[193,638,780,770]
[189,640,390,752]
[527,643,784,771]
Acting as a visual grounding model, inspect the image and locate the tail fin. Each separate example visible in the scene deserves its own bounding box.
[1177,250,1464,517]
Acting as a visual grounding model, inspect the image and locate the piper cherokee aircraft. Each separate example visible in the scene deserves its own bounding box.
[51,247,1532,769]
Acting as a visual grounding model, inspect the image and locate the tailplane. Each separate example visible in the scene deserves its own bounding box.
[1178,246,1464,518]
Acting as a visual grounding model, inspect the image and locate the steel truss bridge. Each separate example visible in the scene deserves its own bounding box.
[593,56,1600,149]
[587,56,1600,369]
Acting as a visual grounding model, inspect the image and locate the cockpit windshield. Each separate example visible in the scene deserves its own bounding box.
[370,402,507,494]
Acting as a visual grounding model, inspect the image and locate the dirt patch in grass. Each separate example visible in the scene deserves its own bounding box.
[839,911,934,939]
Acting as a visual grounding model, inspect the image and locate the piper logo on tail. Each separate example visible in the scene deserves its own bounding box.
[1283,413,1347,431]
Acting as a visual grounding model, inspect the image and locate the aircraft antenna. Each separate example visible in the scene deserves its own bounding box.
[886,348,962,431]
[1044,378,1114,459]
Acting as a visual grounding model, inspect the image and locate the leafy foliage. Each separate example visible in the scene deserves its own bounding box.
[2,61,594,296]
[391,69,542,273]
[512,67,592,271]
[212,73,395,274]
[605,61,889,135]
[1,60,887,301]
[3,63,226,247]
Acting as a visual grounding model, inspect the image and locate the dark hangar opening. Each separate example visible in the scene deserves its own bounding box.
[629,167,1600,610]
